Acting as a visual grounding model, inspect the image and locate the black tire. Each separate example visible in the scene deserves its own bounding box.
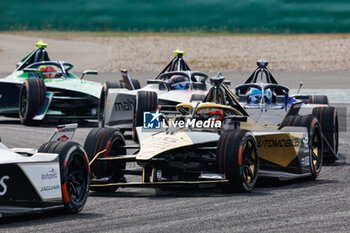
[296,95,329,105]
[312,107,338,163]
[120,79,141,90]
[133,91,158,140]
[280,114,323,179]
[84,128,126,192]
[38,141,57,153]
[190,94,205,102]
[18,78,46,125]
[39,141,90,213]
[98,82,121,127]
[216,130,259,192]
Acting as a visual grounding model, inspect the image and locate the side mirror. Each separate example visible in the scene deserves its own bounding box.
[223,80,231,86]
[81,70,98,79]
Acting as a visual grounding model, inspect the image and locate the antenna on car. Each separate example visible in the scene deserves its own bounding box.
[297,82,303,94]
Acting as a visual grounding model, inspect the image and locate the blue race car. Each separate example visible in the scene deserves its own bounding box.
[235,59,338,163]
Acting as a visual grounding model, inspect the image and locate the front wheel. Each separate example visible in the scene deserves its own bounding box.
[18,78,46,125]
[39,141,90,213]
[84,128,126,193]
[216,130,259,192]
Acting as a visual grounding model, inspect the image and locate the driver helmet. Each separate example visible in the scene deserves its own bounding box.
[170,75,189,90]
[38,65,56,79]
[248,88,273,104]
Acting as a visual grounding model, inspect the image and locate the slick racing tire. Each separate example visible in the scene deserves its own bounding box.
[216,130,259,193]
[281,115,323,180]
[18,78,46,125]
[98,82,121,127]
[312,107,339,163]
[133,91,158,141]
[84,128,126,193]
[296,95,329,105]
[39,141,90,214]
[120,79,141,90]
[190,94,205,102]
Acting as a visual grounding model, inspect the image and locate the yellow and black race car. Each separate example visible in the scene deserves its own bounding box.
[83,75,326,193]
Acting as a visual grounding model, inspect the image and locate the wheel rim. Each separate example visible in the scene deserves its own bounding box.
[311,128,322,171]
[242,140,258,185]
[19,87,28,117]
[66,153,88,203]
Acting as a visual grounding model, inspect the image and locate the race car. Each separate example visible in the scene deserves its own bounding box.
[82,75,325,193]
[99,49,226,133]
[0,124,90,217]
[0,40,102,125]
[235,59,338,163]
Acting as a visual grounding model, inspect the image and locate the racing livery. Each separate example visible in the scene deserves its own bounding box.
[0,40,102,125]
[100,49,221,132]
[235,59,339,162]
[82,75,324,193]
[0,124,90,217]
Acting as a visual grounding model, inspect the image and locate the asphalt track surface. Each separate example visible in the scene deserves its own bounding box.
[0,72,349,233]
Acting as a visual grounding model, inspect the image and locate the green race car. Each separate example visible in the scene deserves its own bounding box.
[0,40,102,125]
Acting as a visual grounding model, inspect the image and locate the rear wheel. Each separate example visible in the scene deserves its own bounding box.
[98,82,121,127]
[216,130,259,192]
[84,128,126,192]
[281,114,323,179]
[18,78,46,125]
[296,95,329,105]
[39,141,90,213]
[312,107,338,163]
[133,91,158,141]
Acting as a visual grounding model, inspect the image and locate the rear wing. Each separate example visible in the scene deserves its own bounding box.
[49,124,78,142]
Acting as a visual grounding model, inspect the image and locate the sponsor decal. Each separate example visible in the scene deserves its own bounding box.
[40,185,60,192]
[302,137,309,147]
[258,138,302,148]
[20,164,62,200]
[114,99,134,111]
[0,176,9,196]
[58,127,75,133]
[41,169,58,180]
[301,156,310,167]
[57,135,69,141]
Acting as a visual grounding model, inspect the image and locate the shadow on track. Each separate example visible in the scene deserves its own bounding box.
[0,209,103,226]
